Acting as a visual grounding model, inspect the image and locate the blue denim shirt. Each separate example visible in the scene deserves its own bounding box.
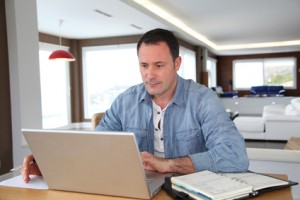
[96,76,249,172]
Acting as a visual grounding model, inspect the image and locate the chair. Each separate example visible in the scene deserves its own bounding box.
[230,111,239,120]
[91,112,105,129]
[267,85,285,96]
[211,86,238,98]
[249,85,285,96]
[249,86,268,96]
[285,137,300,150]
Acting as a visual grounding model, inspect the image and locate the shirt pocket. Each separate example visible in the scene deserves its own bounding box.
[174,129,201,156]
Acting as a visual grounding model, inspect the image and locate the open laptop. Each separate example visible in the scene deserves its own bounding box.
[22,129,171,199]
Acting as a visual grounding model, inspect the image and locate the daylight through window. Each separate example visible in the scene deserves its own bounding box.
[82,44,196,119]
[39,43,71,128]
[233,57,297,90]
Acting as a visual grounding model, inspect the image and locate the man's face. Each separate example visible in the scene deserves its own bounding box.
[138,41,181,101]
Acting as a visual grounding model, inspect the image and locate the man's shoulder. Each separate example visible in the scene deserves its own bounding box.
[118,83,146,99]
[180,77,209,94]
[123,83,145,94]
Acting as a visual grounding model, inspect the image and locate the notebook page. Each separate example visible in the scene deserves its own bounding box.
[171,171,253,200]
[222,173,288,191]
[0,175,48,190]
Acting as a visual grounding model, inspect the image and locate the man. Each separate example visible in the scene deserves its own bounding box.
[22,28,248,183]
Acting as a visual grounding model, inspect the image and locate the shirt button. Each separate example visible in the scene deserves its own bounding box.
[157,112,160,114]
[155,128,159,131]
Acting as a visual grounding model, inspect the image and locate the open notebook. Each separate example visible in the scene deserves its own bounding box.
[22,129,171,199]
[168,170,298,200]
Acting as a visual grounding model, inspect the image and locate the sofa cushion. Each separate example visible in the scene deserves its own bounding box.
[285,104,300,116]
[250,86,267,95]
[291,97,300,112]
[267,85,285,96]
[263,104,286,113]
[263,114,300,122]
[250,85,285,96]
[234,116,265,132]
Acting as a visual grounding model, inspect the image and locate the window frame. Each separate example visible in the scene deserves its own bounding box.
[39,42,72,128]
[81,43,141,119]
[233,57,297,90]
[81,43,197,119]
[206,57,217,88]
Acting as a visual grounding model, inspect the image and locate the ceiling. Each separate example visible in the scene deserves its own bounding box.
[36,0,300,56]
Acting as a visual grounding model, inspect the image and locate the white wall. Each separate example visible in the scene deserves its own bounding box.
[221,96,294,116]
[6,0,42,166]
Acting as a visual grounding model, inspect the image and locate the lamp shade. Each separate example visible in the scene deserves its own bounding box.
[49,50,75,61]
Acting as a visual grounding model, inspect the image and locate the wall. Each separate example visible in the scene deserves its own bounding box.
[217,52,300,96]
[6,0,42,167]
[0,0,13,175]
[220,96,294,116]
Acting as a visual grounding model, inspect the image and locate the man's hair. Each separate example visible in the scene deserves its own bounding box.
[137,28,179,62]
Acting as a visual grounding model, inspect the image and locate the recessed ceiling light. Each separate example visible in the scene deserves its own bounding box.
[130,24,142,30]
[94,9,113,18]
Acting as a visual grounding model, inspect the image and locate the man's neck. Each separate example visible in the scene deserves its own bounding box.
[152,76,178,109]
[152,98,171,110]
[152,88,176,109]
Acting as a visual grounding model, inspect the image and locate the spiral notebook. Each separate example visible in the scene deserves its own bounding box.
[168,170,298,200]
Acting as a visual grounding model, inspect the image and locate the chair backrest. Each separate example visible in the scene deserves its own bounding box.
[250,85,285,96]
[91,112,105,129]
[250,86,267,95]
[211,86,223,94]
[267,85,284,95]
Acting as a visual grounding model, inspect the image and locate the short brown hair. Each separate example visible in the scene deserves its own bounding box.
[137,28,179,62]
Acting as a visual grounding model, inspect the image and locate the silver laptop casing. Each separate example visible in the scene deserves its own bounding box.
[23,129,168,199]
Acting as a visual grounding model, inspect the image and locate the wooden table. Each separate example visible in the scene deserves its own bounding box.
[0,173,293,200]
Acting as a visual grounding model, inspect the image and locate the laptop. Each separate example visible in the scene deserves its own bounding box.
[22,129,171,199]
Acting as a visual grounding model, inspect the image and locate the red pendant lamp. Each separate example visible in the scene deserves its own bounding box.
[49,20,75,61]
[49,49,75,61]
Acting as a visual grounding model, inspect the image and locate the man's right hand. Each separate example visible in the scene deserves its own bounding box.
[21,155,42,183]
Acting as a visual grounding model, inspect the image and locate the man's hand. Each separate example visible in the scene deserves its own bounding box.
[140,151,195,174]
[140,152,172,173]
[21,155,42,183]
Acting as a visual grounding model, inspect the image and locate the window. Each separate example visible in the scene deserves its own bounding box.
[206,57,217,88]
[178,46,196,82]
[39,43,71,128]
[233,57,297,90]
[82,44,141,119]
[82,44,196,119]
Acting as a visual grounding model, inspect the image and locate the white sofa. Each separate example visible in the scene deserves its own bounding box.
[234,97,300,140]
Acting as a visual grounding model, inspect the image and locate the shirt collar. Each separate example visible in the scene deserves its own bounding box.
[172,76,185,107]
[138,75,186,107]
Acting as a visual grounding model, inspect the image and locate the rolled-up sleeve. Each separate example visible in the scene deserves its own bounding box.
[190,90,249,173]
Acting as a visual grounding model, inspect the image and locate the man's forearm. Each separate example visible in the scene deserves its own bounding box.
[168,156,196,174]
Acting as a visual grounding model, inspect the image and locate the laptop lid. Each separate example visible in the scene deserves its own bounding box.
[22,129,168,199]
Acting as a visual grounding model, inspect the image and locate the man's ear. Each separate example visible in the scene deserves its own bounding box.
[175,56,182,71]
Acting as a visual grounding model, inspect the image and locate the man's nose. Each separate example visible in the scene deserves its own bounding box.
[147,66,156,77]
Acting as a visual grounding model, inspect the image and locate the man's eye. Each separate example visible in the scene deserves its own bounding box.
[157,64,164,68]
